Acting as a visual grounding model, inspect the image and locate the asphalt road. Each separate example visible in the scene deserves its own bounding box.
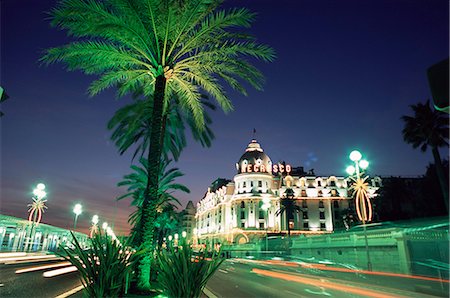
[0,253,82,298]
[205,259,448,298]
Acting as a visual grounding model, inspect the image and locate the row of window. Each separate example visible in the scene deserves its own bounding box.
[238,180,268,188]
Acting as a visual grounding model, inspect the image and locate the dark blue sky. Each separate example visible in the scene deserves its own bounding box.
[2,0,449,235]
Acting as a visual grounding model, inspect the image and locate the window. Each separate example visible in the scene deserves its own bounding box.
[243,181,246,188]
[259,222,265,229]
[317,180,322,187]
[301,190,307,197]
[330,181,336,187]
[303,222,309,229]
[302,200,307,208]
[333,201,339,208]
[259,211,265,219]
[319,200,324,208]
[240,201,245,208]
[289,220,294,229]
[320,222,326,229]
[320,211,325,219]
[303,211,308,219]
[241,222,245,228]
[251,181,254,187]
[258,180,262,187]
[318,190,323,197]
[241,211,245,219]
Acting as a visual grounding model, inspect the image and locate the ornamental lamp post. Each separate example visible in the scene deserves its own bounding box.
[27,183,48,251]
[261,197,271,253]
[346,150,373,271]
[73,203,82,230]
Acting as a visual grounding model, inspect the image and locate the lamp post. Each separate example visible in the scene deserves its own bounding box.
[73,203,82,230]
[346,150,372,271]
[90,215,99,237]
[261,198,271,253]
[27,183,47,251]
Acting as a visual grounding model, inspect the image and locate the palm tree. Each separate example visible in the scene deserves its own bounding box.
[402,100,449,211]
[117,158,189,245]
[276,188,304,237]
[42,0,274,288]
[108,96,215,162]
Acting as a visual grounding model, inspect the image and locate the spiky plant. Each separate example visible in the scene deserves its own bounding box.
[42,0,274,288]
[60,231,139,297]
[157,245,224,298]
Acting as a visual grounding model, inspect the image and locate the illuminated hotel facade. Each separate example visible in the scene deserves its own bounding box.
[194,139,380,246]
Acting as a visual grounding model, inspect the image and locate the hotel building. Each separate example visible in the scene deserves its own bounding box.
[194,139,380,247]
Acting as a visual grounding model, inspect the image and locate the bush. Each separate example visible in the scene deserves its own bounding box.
[157,245,224,298]
[60,231,138,297]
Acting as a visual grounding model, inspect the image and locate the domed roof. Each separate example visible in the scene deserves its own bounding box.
[236,139,272,174]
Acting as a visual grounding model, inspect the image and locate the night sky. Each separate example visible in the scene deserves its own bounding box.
[2,0,449,235]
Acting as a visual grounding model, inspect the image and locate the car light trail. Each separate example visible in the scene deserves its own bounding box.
[0,252,27,258]
[54,285,84,298]
[252,268,405,298]
[43,266,77,277]
[301,263,450,284]
[15,262,72,274]
[0,255,58,263]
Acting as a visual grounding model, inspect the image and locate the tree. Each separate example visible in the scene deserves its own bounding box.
[117,158,189,246]
[42,0,274,288]
[402,100,449,211]
[276,188,304,237]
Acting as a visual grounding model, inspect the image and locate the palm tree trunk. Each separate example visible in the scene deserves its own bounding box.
[136,75,167,290]
[432,147,449,212]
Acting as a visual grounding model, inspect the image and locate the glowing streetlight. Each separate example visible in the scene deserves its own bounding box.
[168,235,173,241]
[182,231,187,238]
[73,203,82,230]
[347,150,373,271]
[102,222,108,230]
[92,215,99,225]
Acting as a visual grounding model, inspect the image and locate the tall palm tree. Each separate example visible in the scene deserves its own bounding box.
[42,0,274,288]
[402,100,449,211]
[117,158,189,245]
[276,188,304,237]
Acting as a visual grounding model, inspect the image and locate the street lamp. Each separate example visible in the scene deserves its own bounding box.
[90,215,99,238]
[102,222,108,230]
[347,150,373,271]
[27,183,48,251]
[261,197,271,253]
[73,203,82,230]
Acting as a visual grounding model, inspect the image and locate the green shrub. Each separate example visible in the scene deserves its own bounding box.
[157,245,224,298]
[60,231,139,297]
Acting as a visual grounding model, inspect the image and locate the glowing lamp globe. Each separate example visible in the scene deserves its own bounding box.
[92,215,99,225]
[73,203,82,215]
[349,150,362,162]
[102,222,108,230]
[174,233,179,240]
[359,160,369,169]
[346,165,356,175]
[168,235,173,241]
[37,183,46,190]
[182,231,187,238]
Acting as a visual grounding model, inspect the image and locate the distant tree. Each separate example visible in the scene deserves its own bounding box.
[276,188,304,237]
[0,86,9,117]
[402,100,449,211]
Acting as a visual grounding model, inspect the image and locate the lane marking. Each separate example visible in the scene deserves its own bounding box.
[43,266,77,277]
[16,262,72,274]
[54,285,84,298]
[203,287,218,298]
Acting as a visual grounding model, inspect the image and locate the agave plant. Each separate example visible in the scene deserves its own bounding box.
[60,231,139,297]
[157,245,224,298]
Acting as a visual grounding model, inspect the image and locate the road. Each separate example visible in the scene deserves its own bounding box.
[0,252,82,298]
[205,258,449,298]
[1,253,448,297]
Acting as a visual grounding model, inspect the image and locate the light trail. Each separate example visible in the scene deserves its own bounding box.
[0,255,58,263]
[43,266,77,278]
[54,285,84,298]
[15,262,72,274]
[301,263,450,284]
[252,268,405,298]
[0,252,27,258]
[4,257,64,265]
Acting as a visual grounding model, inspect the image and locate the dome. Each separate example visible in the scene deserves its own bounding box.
[236,139,272,174]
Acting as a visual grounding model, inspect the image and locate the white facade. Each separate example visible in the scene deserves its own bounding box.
[195,140,378,246]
